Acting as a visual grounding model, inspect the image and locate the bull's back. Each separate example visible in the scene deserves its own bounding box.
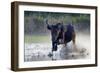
[64,24,74,43]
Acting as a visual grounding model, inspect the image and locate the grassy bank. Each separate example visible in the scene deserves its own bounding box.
[24,35,50,43]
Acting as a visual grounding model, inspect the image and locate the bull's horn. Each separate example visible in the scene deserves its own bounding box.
[45,19,49,25]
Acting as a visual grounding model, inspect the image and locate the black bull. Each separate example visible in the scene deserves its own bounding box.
[47,23,76,51]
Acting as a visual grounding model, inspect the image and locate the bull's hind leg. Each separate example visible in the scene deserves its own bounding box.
[72,32,78,52]
[72,31,76,44]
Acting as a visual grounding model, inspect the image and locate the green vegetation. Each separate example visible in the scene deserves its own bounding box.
[24,11,90,35]
[24,35,50,43]
[24,11,90,24]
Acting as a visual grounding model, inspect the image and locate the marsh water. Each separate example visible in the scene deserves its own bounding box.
[24,32,90,62]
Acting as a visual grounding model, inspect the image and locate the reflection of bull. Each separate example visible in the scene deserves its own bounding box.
[46,20,76,52]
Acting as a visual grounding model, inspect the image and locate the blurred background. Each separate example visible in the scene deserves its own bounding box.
[24,11,90,43]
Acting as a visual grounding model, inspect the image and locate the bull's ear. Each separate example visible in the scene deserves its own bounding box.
[47,25,52,30]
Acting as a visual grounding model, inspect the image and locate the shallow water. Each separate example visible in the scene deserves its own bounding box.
[24,33,90,62]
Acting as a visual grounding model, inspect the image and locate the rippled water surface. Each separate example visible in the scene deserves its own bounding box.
[24,33,90,62]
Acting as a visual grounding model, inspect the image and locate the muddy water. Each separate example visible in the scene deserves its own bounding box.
[24,33,90,62]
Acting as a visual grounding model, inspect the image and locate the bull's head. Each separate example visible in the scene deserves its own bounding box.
[46,19,63,42]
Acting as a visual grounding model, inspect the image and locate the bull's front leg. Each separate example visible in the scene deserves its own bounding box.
[48,42,57,59]
[51,41,57,60]
[52,41,57,51]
